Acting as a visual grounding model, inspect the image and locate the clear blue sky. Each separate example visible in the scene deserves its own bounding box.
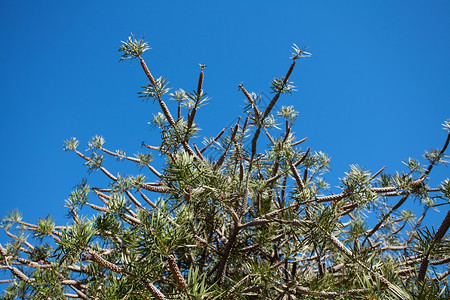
[1,1,449,242]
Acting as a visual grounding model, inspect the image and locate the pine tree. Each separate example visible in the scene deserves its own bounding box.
[1,35,449,299]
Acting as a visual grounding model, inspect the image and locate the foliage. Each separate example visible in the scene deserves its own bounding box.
[1,35,449,299]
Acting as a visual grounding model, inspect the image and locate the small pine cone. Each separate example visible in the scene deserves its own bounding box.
[168,255,187,290]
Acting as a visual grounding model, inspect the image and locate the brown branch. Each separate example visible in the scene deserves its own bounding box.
[192,142,206,161]
[144,282,167,300]
[139,56,156,85]
[186,65,206,134]
[200,127,226,154]
[125,190,144,209]
[139,183,172,194]
[16,257,54,269]
[86,202,109,213]
[431,256,450,266]
[437,269,450,281]
[69,285,91,300]
[138,190,157,208]
[214,224,240,283]
[295,286,368,299]
[249,59,298,158]
[84,250,124,273]
[292,137,308,147]
[138,56,198,158]
[419,133,450,182]
[167,255,188,293]
[214,120,240,170]
[363,194,409,244]
[60,278,89,286]
[10,266,33,282]
[264,129,275,145]
[142,143,160,151]
[407,207,428,244]
[99,166,117,181]
[294,147,311,167]
[417,209,450,282]
[328,234,409,299]
[238,84,260,119]
[290,163,305,191]
[100,146,162,178]
[371,166,386,180]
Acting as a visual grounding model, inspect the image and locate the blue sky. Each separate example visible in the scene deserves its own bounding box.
[0,1,449,249]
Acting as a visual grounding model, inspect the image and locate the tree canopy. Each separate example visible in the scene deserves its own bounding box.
[1,35,449,299]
